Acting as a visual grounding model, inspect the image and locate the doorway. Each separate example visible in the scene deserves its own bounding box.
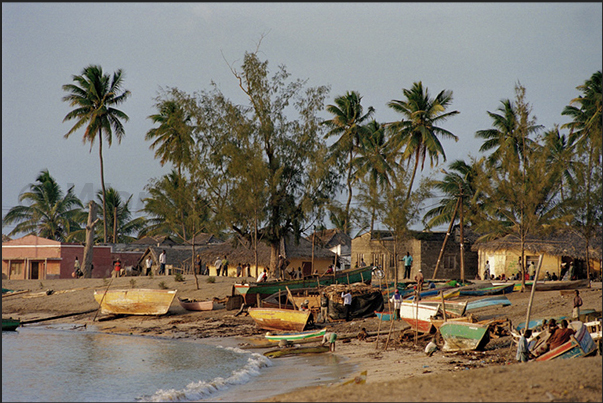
[31,261,40,279]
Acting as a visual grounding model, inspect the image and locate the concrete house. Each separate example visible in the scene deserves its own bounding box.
[351,227,479,281]
[1,234,145,279]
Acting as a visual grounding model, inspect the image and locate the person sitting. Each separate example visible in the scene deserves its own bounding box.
[547,319,575,351]
[299,299,310,311]
[544,271,551,281]
[296,267,303,279]
[551,272,558,281]
[325,265,334,275]
[257,269,268,283]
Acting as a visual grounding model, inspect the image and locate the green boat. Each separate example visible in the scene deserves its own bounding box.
[234,265,375,305]
[2,318,21,331]
[438,321,490,352]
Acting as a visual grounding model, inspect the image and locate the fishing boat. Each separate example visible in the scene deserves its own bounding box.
[93,288,177,316]
[399,302,440,333]
[465,295,512,311]
[409,300,468,318]
[2,318,21,331]
[264,327,327,342]
[375,311,395,321]
[438,321,490,352]
[234,265,374,305]
[261,288,321,310]
[248,307,313,332]
[264,345,330,358]
[527,279,590,291]
[177,297,219,311]
[535,321,597,361]
[459,283,514,296]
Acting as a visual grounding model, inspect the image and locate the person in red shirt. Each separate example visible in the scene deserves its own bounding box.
[547,319,575,351]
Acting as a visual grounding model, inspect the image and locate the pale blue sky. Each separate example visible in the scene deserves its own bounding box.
[2,3,602,236]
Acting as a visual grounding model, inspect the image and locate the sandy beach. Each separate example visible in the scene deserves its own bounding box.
[2,275,602,402]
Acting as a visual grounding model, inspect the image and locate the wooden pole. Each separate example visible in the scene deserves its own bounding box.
[286,286,298,310]
[414,288,419,345]
[92,276,115,322]
[440,290,447,322]
[375,311,383,350]
[523,255,544,333]
[459,187,465,282]
[432,197,460,280]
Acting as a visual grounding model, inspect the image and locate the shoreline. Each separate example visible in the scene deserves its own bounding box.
[3,276,602,402]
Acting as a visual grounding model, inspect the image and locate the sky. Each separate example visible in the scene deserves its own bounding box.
[2,2,602,237]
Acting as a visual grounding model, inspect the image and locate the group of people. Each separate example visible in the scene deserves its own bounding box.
[516,290,584,362]
[480,259,578,282]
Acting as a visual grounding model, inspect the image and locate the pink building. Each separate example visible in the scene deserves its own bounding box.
[2,235,144,279]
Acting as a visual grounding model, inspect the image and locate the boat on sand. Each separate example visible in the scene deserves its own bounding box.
[93,288,177,316]
[248,307,313,332]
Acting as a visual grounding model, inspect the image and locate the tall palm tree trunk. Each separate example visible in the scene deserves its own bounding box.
[98,130,108,244]
[405,152,420,202]
[344,147,354,235]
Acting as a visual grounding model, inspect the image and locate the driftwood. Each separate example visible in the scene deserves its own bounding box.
[2,290,31,298]
[20,309,97,325]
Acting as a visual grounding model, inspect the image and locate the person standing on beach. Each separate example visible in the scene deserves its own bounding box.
[195,255,202,275]
[320,292,329,323]
[341,290,352,321]
[214,256,222,276]
[159,250,167,275]
[221,255,229,276]
[414,269,424,299]
[484,261,490,281]
[573,290,583,318]
[390,289,402,320]
[236,262,242,277]
[145,256,152,276]
[516,328,533,362]
[113,258,122,278]
[402,252,413,279]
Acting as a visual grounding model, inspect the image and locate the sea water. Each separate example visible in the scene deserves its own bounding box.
[2,324,354,402]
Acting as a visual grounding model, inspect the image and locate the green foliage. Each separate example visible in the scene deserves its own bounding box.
[94,187,146,243]
[174,272,184,282]
[2,169,84,241]
[62,64,131,243]
[158,281,168,289]
[206,276,216,284]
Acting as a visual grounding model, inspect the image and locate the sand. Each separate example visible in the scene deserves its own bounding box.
[2,275,602,402]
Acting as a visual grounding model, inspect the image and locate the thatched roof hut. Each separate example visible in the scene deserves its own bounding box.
[471,231,602,261]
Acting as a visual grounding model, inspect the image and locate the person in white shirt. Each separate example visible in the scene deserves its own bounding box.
[341,291,352,321]
[389,289,402,320]
[145,256,152,276]
[159,250,167,275]
[257,269,268,282]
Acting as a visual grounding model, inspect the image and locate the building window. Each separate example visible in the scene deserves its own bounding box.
[10,262,23,276]
[444,255,456,270]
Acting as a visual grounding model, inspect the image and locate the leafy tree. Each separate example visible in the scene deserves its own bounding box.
[542,125,578,202]
[322,91,375,235]
[62,65,131,243]
[387,81,459,201]
[561,71,602,281]
[2,169,84,241]
[94,187,146,243]
[473,84,561,289]
[187,48,335,275]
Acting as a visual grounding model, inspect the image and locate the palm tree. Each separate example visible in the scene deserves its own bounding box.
[542,126,577,202]
[2,170,84,241]
[145,98,195,177]
[62,65,131,243]
[423,159,480,230]
[387,82,460,202]
[475,98,541,167]
[322,91,375,235]
[354,120,398,235]
[140,170,195,242]
[94,187,146,243]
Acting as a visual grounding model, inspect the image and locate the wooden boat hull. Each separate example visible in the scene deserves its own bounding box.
[177,297,217,311]
[439,321,490,352]
[248,307,312,332]
[465,295,511,311]
[529,279,590,291]
[459,284,514,296]
[93,289,177,315]
[234,265,374,305]
[399,302,440,333]
[264,345,330,358]
[415,300,467,318]
[265,328,327,342]
[535,321,597,361]
[261,288,321,310]
[2,318,21,331]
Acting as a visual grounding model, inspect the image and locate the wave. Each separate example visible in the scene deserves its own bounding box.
[137,346,272,402]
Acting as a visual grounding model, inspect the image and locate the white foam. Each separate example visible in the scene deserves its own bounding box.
[138,347,272,402]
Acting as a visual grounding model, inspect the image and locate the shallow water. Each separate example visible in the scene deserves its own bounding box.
[2,324,354,402]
